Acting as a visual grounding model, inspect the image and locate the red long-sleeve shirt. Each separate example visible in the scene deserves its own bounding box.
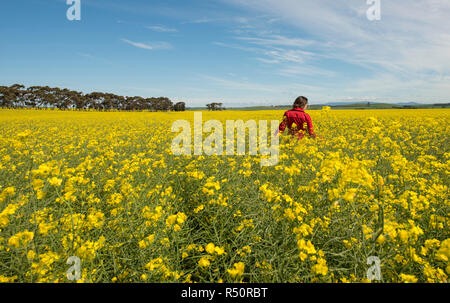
[278,107,316,139]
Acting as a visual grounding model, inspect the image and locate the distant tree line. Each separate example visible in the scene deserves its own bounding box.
[206,102,225,111]
[0,84,186,111]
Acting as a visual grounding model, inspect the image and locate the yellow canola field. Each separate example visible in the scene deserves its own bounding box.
[0,108,449,283]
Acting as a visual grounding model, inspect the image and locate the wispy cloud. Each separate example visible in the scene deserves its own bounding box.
[226,0,450,73]
[236,35,315,48]
[121,39,173,50]
[220,0,450,102]
[184,17,220,24]
[184,16,250,24]
[213,41,260,53]
[278,65,336,77]
[255,57,280,64]
[214,36,334,78]
[199,74,323,94]
[146,25,178,33]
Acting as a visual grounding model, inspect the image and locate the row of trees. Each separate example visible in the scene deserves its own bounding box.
[0,84,186,111]
[206,102,225,111]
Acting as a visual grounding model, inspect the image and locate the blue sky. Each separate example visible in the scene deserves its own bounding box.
[1,0,449,106]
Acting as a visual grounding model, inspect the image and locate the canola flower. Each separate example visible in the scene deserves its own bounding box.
[0,108,448,283]
[8,230,34,248]
[227,262,245,279]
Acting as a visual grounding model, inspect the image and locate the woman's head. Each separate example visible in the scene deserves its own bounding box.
[293,96,308,109]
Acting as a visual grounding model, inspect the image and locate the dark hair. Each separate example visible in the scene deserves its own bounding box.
[293,96,308,108]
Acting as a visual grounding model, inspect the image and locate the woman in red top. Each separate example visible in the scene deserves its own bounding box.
[277,96,318,140]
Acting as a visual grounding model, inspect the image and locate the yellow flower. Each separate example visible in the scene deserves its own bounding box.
[399,274,418,283]
[166,212,187,229]
[227,262,245,278]
[3,187,15,197]
[198,256,211,268]
[297,239,316,255]
[436,239,450,262]
[343,188,357,202]
[176,212,187,224]
[299,252,307,261]
[194,205,204,213]
[8,230,34,248]
[311,258,328,276]
[398,230,409,244]
[166,215,177,226]
[376,234,386,244]
[17,129,31,139]
[48,177,62,187]
[343,240,352,249]
[27,250,36,260]
[214,246,226,256]
[160,238,170,247]
[139,234,155,248]
[0,275,18,282]
[205,243,216,254]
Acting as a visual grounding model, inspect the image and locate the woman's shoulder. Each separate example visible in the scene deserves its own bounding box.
[304,112,312,119]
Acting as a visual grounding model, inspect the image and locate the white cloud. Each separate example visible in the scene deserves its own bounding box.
[185,17,218,24]
[236,35,315,48]
[278,65,336,77]
[198,74,324,97]
[256,57,280,64]
[121,39,173,50]
[146,25,178,32]
[221,0,450,103]
[214,35,334,78]
[185,16,253,25]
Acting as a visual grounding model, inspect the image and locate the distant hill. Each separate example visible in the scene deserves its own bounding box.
[187,102,450,111]
[323,101,422,106]
[394,102,421,106]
